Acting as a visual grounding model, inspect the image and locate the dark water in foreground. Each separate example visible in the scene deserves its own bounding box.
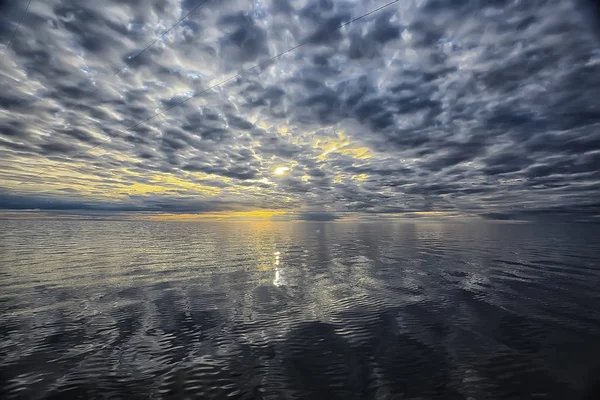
[1,220,600,399]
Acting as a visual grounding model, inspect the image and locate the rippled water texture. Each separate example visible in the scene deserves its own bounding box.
[1,220,600,399]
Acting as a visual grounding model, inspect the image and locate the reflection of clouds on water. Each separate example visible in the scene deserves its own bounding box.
[1,221,600,398]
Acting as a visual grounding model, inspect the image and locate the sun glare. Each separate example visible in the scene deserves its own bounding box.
[274,167,289,176]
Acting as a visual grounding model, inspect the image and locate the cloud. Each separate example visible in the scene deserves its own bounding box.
[0,0,599,221]
[296,212,339,221]
[0,191,264,214]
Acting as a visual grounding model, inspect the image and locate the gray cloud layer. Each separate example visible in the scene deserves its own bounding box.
[1,0,600,221]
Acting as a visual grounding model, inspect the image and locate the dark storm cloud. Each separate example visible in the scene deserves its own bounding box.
[481,202,600,223]
[0,0,599,219]
[0,192,141,211]
[0,138,37,153]
[182,162,259,180]
[218,11,270,65]
[256,135,304,159]
[296,212,338,221]
[38,141,81,155]
[0,191,257,213]
[0,121,27,138]
[482,152,533,176]
[226,114,254,131]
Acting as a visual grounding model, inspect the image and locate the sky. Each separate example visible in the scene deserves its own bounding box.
[1,0,600,221]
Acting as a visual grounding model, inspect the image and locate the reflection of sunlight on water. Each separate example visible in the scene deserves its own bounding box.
[273,251,283,287]
[462,269,489,293]
[273,268,282,287]
[2,220,600,399]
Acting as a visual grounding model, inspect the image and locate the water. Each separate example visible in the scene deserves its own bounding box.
[1,220,600,399]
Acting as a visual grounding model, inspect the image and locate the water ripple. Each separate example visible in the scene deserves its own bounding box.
[1,220,600,399]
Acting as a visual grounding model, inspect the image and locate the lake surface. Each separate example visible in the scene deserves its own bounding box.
[1,220,600,399]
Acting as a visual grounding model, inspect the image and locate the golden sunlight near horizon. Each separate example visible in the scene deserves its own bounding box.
[143,211,291,221]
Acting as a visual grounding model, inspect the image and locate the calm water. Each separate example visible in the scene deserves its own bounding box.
[1,220,600,399]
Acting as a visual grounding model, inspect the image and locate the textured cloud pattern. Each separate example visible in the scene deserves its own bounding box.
[1,0,599,220]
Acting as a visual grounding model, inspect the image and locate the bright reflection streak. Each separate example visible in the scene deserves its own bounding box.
[273,251,283,286]
[273,269,282,287]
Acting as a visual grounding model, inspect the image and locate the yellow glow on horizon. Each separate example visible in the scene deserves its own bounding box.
[143,210,291,221]
[412,211,457,217]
